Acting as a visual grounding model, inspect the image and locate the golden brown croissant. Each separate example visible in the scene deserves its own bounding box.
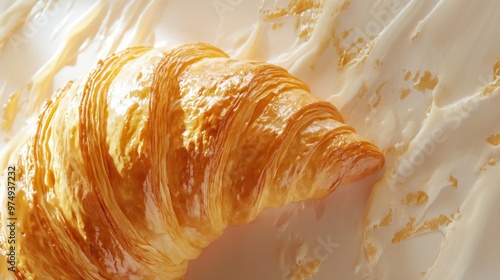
[0,43,384,279]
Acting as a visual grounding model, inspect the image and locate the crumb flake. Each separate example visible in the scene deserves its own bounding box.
[487,134,500,146]
[414,71,438,92]
[401,191,429,206]
[449,175,458,188]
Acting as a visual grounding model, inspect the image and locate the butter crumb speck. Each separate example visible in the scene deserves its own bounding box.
[412,31,421,40]
[487,134,500,146]
[400,88,411,100]
[379,208,393,227]
[449,175,458,188]
[341,29,351,39]
[412,71,420,82]
[415,215,451,234]
[403,70,411,81]
[287,259,321,280]
[392,212,456,244]
[414,71,438,92]
[272,22,284,30]
[261,0,325,41]
[364,243,378,265]
[401,191,429,206]
[392,216,416,243]
[494,58,500,79]
[372,81,387,108]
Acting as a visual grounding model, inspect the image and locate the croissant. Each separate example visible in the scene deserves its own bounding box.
[0,43,384,279]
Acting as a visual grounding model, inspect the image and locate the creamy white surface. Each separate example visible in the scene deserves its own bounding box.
[1,0,499,279]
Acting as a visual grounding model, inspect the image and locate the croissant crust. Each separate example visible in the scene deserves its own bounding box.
[0,43,384,279]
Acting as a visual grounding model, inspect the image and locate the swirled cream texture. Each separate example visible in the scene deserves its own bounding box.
[1,0,500,279]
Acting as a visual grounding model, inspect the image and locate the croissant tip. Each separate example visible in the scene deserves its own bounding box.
[342,151,385,185]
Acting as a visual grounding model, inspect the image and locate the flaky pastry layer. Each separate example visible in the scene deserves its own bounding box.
[0,43,384,279]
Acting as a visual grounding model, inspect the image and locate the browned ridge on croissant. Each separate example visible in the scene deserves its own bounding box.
[0,43,384,279]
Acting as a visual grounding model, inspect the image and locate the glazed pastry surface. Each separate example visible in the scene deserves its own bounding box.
[0,43,384,279]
